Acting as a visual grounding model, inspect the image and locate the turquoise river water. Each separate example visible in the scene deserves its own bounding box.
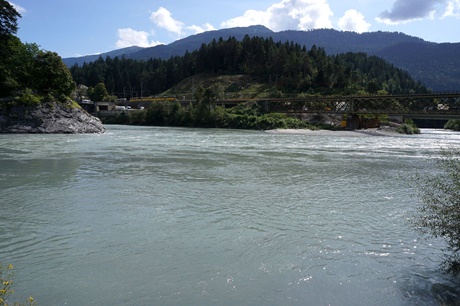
[1,126,460,305]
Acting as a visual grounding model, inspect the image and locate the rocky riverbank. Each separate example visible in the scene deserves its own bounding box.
[0,101,105,133]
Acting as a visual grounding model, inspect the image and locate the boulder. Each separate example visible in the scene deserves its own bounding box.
[0,101,105,133]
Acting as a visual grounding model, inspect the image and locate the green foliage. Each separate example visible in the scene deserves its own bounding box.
[255,114,289,130]
[1,39,73,101]
[145,101,185,126]
[69,36,428,99]
[33,51,75,98]
[444,119,460,131]
[102,112,131,125]
[226,112,310,130]
[411,148,460,275]
[88,83,109,102]
[15,88,41,106]
[0,262,36,306]
[0,0,20,37]
[128,110,146,125]
[366,80,380,94]
[211,106,230,127]
[396,119,420,134]
[229,101,264,116]
[111,95,314,130]
[68,100,81,109]
[0,6,75,102]
[0,36,24,96]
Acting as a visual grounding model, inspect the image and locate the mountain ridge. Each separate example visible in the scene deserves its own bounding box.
[63,26,460,91]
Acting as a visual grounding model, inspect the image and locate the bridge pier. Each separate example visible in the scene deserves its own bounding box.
[346,114,359,130]
[345,113,381,130]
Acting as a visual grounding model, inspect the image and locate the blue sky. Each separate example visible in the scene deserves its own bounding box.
[9,0,460,58]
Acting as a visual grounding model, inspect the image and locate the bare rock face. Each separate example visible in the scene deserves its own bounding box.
[0,102,105,133]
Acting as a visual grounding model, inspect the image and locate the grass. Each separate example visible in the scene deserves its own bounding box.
[161,74,275,99]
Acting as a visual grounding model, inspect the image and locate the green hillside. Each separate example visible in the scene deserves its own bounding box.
[70,36,428,99]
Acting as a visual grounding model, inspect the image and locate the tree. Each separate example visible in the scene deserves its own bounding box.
[0,1,21,96]
[88,82,108,101]
[33,51,75,98]
[1,3,76,101]
[412,148,460,275]
[0,36,22,95]
[366,80,380,94]
[0,0,20,37]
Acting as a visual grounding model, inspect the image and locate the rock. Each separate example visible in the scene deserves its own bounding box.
[0,101,105,134]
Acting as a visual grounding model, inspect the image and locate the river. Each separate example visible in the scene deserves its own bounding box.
[1,126,460,305]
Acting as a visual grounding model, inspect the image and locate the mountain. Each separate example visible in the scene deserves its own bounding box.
[274,29,426,54]
[374,42,460,92]
[129,25,275,62]
[63,26,460,91]
[63,46,144,67]
[63,26,274,66]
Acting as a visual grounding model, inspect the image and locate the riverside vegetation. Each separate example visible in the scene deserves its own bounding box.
[70,36,430,131]
[444,119,460,131]
[2,0,428,132]
[411,148,460,277]
[0,6,75,106]
[0,1,104,133]
[0,262,35,306]
[101,86,333,130]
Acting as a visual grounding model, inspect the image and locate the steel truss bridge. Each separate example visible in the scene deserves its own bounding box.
[219,93,460,120]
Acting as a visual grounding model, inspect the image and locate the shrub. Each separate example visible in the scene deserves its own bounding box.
[444,119,460,131]
[0,262,35,306]
[129,110,146,125]
[411,148,460,275]
[397,119,420,134]
[255,115,286,130]
[15,88,41,106]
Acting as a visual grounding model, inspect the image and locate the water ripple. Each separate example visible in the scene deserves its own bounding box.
[0,126,458,305]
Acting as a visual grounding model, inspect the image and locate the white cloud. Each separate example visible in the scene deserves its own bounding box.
[338,9,371,33]
[150,7,184,36]
[75,52,102,57]
[8,1,27,14]
[221,0,333,31]
[187,23,216,34]
[221,10,271,29]
[116,28,162,48]
[116,8,216,49]
[442,0,460,17]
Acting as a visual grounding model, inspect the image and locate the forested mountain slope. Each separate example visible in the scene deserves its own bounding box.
[374,42,460,91]
[70,36,428,99]
[63,26,460,91]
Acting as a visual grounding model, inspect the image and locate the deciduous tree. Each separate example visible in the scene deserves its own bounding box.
[33,51,75,98]
[88,82,109,101]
